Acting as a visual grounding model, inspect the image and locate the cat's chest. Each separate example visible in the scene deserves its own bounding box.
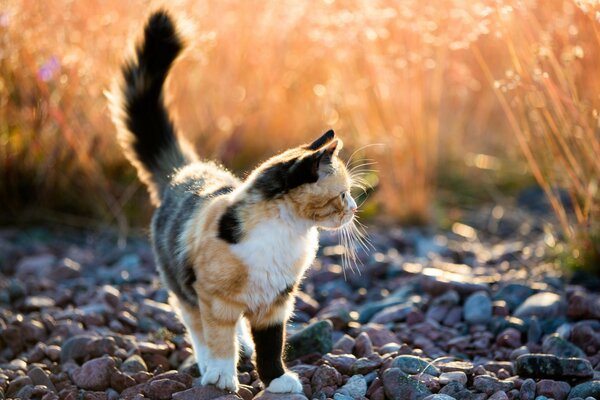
[229,219,318,307]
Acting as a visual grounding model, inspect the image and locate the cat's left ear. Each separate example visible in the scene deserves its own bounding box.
[307,129,335,150]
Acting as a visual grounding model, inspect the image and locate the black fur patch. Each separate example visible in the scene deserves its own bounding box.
[218,204,242,244]
[307,129,335,150]
[253,156,321,200]
[251,323,286,386]
[122,10,186,178]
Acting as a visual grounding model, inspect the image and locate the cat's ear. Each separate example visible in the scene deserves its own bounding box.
[307,129,335,150]
[287,139,342,187]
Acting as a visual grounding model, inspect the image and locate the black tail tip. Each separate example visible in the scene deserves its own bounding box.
[143,9,184,54]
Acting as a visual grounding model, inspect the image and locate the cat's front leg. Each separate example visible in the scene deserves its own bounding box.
[249,301,303,394]
[199,300,243,392]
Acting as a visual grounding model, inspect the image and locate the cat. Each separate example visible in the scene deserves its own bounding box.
[110,10,358,394]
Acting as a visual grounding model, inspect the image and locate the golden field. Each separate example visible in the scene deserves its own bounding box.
[1,0,598,265]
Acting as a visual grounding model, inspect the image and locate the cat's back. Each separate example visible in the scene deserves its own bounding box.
[151,161,240,256]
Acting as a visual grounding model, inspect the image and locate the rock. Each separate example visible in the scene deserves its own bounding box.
[516,354,593,379]
[382,368,432,400]
[50,258,81,280]
[286,320,333,360]
[568,381,600,399]
[516,354,562,378]
[464,291,493,324]
[496,327,522,348]
[15,254,56,279]
[110,371,137,392]
[473,376,514,395]
[494,284,537,312]
[423,395,456,400]
[333,334,355,354]
[488,391,509,400]
[6,375,33,397]
[362,325,399,347]
[420,268,489,297]
[335,374,367,398]
[146,379,187,400]
[28,367,56,393]
[514,292,566,319]
[322,353,356,375]
[311,364,342,393]
[391,355,440,376]
[87,337,118,358]
[379,343,401,355]
[122,355,148,374]
[371,304,414,324]
[438,361,474,375]
[71,356,116,390]
[24,296,55,310]
[520,378,536,400]
[354,332,373,357]
[560,357,594,379]
[172,386,229,400]
[570,321,600,355]
[61,335,96,362]
[295,291,319,316]
[252,392,308,400]
[536,379,570,400]
[542,334,586,358]
[352,356,382,375]
[439,371,467,385]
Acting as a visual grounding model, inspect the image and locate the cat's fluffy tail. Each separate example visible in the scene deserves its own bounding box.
[109,10,196,206]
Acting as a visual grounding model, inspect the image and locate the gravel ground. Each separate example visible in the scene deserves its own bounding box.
[1,205,599,400]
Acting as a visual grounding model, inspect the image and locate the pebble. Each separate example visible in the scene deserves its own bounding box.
[335,374,367,398]
[464,291,493,324]
[520,378,536,400]
[287,320,333,360]
[568,381,600,400]
[514,292,566,319]
[122,354,148,374]
[542,333,586,358]
[473,375,514,395]
[391,355,440,376]
[382,368,432,400]
[536,379,570,400]
[439,371,467,385]
[71,356,116,391]
[354,332,374,358]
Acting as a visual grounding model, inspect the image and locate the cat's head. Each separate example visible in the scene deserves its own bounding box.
[250,130,357,229]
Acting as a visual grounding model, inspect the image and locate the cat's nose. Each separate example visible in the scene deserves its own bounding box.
[351,207,357,213]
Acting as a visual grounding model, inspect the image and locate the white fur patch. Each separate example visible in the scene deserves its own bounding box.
[179,307,208,375]
[230,213,318,311]
[201,356,238,392]
[236,318,254,358]
[267,371,304,394]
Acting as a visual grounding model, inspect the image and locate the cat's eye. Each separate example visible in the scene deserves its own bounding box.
[340,192,346,200]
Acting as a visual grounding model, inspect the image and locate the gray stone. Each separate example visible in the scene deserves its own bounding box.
[568,381,600,400]
[520,378,536,400]
[121,354,148,374]
[542,334,586,358]
[286,320,333,360]
[71,356,116,390]
[391,355,440,376]
[335,374,367,398]
[464,291,493,324]
[439,372,467,385]
[382,368,432,400]
[494,284,537,312]
[27,366,56,393]
[423,395,457,400]
[61,335,96,363]
[514,292,566,319]
[473,375,514,395]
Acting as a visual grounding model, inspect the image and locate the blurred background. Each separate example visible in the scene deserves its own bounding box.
[0,0,598,269]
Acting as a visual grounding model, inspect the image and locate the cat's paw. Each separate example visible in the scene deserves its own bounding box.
[267,371,303,394]
[201,358,238,392]
[195,345,208,375]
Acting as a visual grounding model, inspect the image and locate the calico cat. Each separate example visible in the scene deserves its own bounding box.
[110,10,358,393]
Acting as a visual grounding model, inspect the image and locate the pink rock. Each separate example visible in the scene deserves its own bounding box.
[171,386,229,400]
[496,328,522,348]
[72,356,116,391]
[145,379,187,400]
[536,379,571,400]
[354,332,373,358]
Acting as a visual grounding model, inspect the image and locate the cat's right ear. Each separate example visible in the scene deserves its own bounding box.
[307,130,335,150]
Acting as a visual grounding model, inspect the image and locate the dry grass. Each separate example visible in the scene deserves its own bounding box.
[1,0,598,267]
[475,1,600,270]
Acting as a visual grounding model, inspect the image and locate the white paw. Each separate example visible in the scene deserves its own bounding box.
[196,345,208,375]
[267,371,303,394]
[201,357,238,392]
